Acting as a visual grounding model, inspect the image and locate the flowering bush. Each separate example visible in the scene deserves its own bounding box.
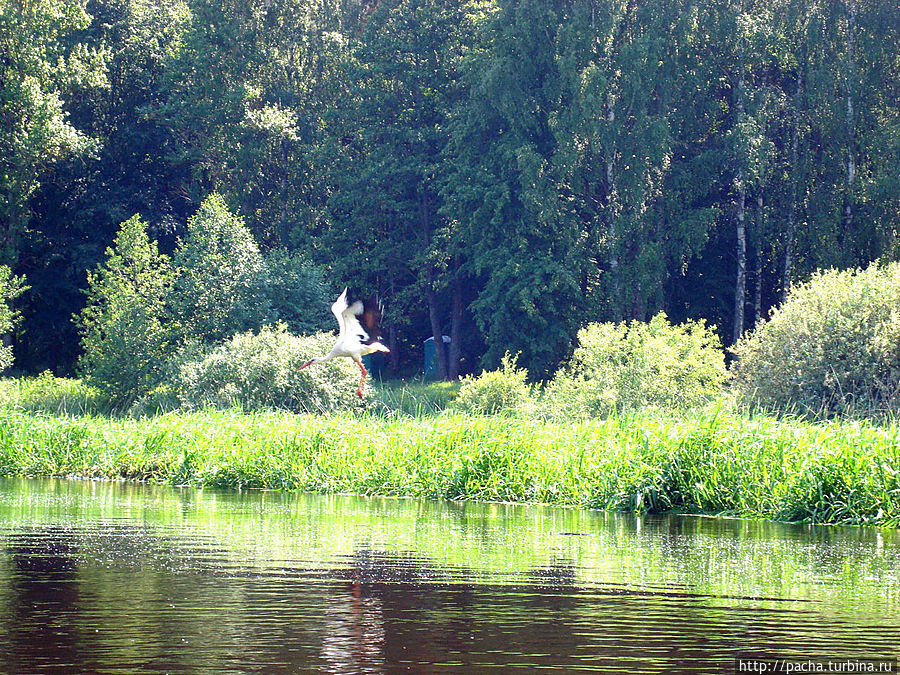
[543,313,726,417]
[731,263,900,418]
[174,325,374,413]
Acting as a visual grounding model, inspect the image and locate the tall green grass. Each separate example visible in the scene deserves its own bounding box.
[0,373,114,416]
[0,405,897,526]
[373,379,461,416]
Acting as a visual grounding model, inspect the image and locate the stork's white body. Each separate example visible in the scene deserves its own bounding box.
[299,288,389,397]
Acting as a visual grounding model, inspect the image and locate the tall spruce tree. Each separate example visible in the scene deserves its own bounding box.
[77,215,174,402]
[171,193,272,345]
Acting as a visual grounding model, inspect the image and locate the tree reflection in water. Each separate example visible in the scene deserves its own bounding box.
[0,480,897,673]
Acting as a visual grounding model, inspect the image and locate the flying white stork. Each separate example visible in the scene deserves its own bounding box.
[299,288,389,398]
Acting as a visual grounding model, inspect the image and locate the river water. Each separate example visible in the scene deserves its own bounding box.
[0,478,897,673]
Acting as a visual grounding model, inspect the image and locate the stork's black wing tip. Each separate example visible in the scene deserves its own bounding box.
[360,296,384,342]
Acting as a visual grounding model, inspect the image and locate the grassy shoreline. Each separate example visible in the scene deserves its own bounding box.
[0,405,898,526]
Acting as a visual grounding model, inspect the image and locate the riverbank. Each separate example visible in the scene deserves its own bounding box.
[0,406,897,525]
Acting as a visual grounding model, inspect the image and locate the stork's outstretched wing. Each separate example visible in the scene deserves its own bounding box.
[341,299,368,343]
[331,288,349,338]
[340,295,384,346]
[309,288,389,399]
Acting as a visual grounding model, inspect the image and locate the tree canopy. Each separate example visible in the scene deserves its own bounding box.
[4,0,898,379]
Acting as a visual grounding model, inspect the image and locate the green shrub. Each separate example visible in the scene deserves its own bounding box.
[543,313,726,417]
[377,380,461,416]
[451,353,531,415]
[77,197,334,405]
[0,372,109,415]
[77,215,175,403]
[731,263,900,418]
[262,248,332,335]
[173,324,373,413]
[0,265,26,372]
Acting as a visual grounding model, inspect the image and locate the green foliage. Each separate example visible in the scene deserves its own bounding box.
[376,379,461,417]
[7,0,900,388]
[451,353,531,415]
[171,194,272,345]
[0,372,109,416]
[544,313,727,417]
[442,0,580,378]
[731,263,900,418]
[262,249,331,335]
[0,0,108,266]
[173,324,372,414]
[75,197,339,405]
[0,266,27,371]
[11,0,189,374]
[77,215,175,403]
[0,402,897,525]
[157,0,336,248]
[319,0,482,379]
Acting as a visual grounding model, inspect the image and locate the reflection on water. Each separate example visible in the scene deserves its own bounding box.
[0,478,897,673]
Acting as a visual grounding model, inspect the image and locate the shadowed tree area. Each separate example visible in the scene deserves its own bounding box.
[2,0,897,380]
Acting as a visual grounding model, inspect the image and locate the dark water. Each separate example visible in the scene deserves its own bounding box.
[0,479,897,674]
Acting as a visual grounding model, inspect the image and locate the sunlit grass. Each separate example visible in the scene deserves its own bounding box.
[372,378,461,416]
[0,397,897,525]
[0,373,114,417]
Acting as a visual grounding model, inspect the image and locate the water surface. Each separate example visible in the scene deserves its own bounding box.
[0,478,897,673]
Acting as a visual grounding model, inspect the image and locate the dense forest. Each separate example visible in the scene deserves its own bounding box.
[3,0,898,379]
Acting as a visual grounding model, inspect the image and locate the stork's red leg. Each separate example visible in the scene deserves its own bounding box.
[357,362,367,398]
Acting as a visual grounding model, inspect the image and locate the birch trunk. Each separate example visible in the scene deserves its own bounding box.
[387,325,399,374]
[734,171,747,344]
[844,0,856,232]
[387,273,400,374]
[605,96,621,320]
[753,194,763,326]
[782,67,802,303]
[427,275,447,381]
[420,193,447,380]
